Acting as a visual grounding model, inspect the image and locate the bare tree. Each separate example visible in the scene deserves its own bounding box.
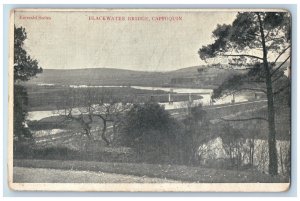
[220,124,246,170]
[56,88,131,147]
[92,89,131,146]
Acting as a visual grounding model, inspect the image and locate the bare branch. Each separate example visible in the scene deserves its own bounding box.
[272,45,291,64]
[271,55,291,77]
[265,30,271,39]
[272,73,285,84]
[237,87,267,94]
[268,37,285,41]
[273,84,290,95]
[93,113,113,122]
[223,54,264,60]
[220,117,268,122]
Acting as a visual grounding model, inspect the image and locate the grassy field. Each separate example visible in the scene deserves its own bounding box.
[14,167,177,183]
[14,159,289,183]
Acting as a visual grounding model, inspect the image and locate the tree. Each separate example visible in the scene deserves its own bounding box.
[120,101,180,163]
[92,89,131,146]
[57,88,130,147]
[14,26,42,147]
[182,104,210,165]
[198,12,291,175]
[121,101,172,145]
[220,124,246,170]
[14,26,43,82]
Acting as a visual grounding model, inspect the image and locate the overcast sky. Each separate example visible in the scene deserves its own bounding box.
[15,10,237,71]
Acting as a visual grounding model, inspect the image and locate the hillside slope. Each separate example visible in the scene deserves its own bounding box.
[27,66,245,88]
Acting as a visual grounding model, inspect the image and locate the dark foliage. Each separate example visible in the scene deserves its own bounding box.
[181,104,211,165]
[14,26,43,81]
[199,12,291,62]
[119,101,180,163]
[14,26,42,155]
[14,85,31,140]
[211,74,244,99]
[14,146,137,163]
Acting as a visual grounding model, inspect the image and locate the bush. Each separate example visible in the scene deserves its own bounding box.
[13,139,34,159]
[119,101,181,164]
[32,147,79,160]
[14,85,32,140]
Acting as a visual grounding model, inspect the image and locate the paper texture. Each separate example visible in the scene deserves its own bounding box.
[9,8,291,192]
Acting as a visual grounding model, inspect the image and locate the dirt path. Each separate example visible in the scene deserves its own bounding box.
[13,167,178,183]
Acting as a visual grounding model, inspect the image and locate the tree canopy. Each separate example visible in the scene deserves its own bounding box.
[14,26,43,82]
[199,12,290,64]
[122,101,173,144]
[199,12,291,104]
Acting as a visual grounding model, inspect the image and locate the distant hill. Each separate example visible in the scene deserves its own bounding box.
[26,66,245,89]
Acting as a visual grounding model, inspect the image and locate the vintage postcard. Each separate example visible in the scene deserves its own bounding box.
[8,8,291,192]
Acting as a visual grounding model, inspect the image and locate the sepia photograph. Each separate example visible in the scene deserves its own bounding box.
[8,8,291,192]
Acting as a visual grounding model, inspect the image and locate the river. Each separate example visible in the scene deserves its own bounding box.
[29,84,249,121]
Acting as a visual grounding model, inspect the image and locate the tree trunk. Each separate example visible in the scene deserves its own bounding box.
[250,139,254,166]
[265,66,278,176]
[279,146,285,175]
[84,128,92,139]
[101,119,110,146]
[257,13,278,175]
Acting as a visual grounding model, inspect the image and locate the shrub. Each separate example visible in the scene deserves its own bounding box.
[119,101,181,164]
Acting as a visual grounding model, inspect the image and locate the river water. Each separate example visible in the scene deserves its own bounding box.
[29,84,248,121]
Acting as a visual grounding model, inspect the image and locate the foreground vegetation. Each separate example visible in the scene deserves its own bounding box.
[16,99,290,177]
[14,159,289,183]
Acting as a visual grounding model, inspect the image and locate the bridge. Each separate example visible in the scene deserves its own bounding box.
[169,99,268,119]
[169,99,289,141]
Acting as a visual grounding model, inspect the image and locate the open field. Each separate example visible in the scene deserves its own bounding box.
[14,159,289,183]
